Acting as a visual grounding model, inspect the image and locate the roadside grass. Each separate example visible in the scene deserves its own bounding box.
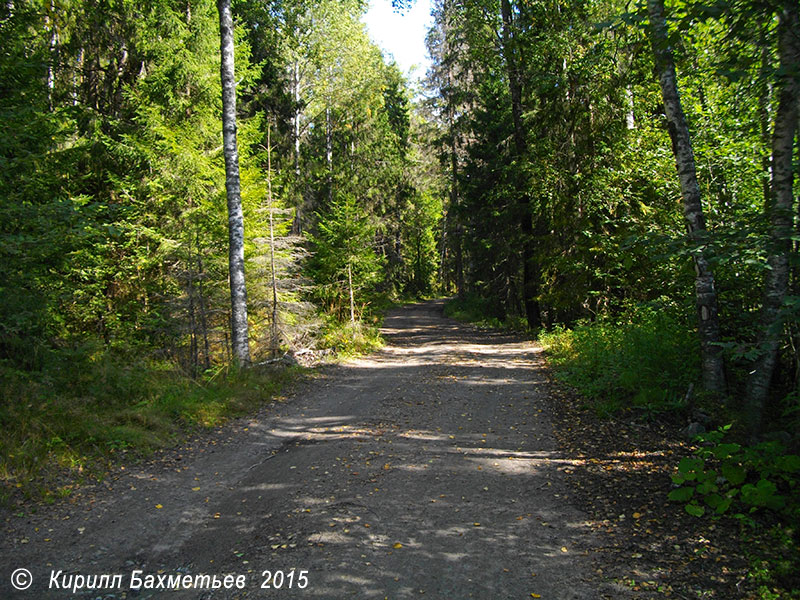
[444,294,699,416]
[539,301,700,417]
[0,345,300,506]
[0,296,404,506]
[320,317,384,358]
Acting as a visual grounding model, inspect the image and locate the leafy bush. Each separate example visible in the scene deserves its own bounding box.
[540,300,699,415]
[669,425,800,521]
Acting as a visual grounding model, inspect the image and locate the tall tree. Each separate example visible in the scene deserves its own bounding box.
[745,0,800,434]
[646,0,725,394]
[500,0,541,329]
[218,0,251,365]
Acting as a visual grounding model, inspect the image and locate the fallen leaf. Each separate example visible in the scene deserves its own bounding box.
[155,504,163,509]
[393,542,403,549]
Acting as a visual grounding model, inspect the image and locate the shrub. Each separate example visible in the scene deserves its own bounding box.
[540,300,699,415]
[0,345,296,504]
[669,425,800,521]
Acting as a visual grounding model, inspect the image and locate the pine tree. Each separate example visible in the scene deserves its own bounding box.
[309,194,384,322]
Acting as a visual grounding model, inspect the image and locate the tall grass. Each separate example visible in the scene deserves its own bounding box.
[540,301,700,416]
[320,317,384,357]
[0,344,298,504]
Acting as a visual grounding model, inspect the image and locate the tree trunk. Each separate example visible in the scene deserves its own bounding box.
[758,27,773,208]
[46,0,56,111]
[448,103,464,296]
[188,261,198,377]
[326,104,333,206]
[267,121,280,357]
[439,209,448,290]
[291,59,304,235]
[348,262,355,323]
[646,0,725,394]
[745,1,800,436]
[217,0,251,366]
[196,251,211,371]
[625,86,635,130]
[293,60,301,180]
[500,0,540,329]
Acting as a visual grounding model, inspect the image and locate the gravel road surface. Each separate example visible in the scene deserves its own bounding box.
[1,300,602,599]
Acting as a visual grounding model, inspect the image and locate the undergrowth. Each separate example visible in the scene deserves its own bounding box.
[0,344,299,505]
[540,301,700,416]
[668,426,800,598]
[444,294,527,332]
[540,302,800,597]
[320,317,384,357]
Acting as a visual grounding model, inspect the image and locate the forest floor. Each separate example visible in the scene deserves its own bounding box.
[0,300,773,599]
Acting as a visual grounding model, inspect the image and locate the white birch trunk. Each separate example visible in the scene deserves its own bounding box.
[745,1,800,435]
[293,60,301,179]
[267,122,279,357]
[348,262,355,324]
[647,0,725,394]
[217,0,251,365]
[626,86,635,130]
[326,104,333,205]
[46,0,56,111]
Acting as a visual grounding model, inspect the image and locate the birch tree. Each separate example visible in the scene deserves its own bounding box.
[646,0,725,394]
[217,0,251,365]
[745,0,800,434]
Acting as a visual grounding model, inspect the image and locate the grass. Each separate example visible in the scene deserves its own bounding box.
[0,299,395,506]
[320,317,384,358]
[539,301,700,416]
[0,343,300,505]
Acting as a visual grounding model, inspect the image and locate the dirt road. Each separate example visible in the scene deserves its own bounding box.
[1,300,603,599]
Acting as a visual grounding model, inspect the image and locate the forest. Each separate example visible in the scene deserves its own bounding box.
[1,0,446,478]
[1,0,799,594]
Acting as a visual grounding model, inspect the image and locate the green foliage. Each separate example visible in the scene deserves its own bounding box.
[427,0,800,435]
[401,190,441,296]
[0,347,298,503]
[540,301,699,416]
[444,293,528,331]
[669,425,800,522]
[743,525,800,599]
[309,193,385,320]
[319,318,384,357]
